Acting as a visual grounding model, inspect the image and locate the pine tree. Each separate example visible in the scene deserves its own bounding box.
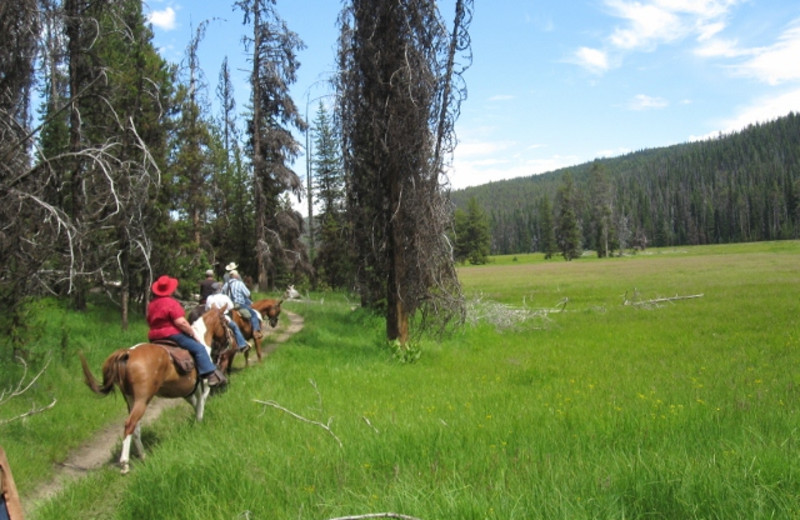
[538,195,557,259]
[311,103,351,289]
[555,172,582,261]
[589,161,613,257]
[454,197,491,264]
[236,0,309,289]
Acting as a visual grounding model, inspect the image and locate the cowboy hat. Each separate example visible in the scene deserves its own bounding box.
[225,262,238,271]
[152,275,179,297]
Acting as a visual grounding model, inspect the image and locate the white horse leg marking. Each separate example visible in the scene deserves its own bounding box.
[120,434,132,474]
[185,379,210,422]
[196,380,210,421]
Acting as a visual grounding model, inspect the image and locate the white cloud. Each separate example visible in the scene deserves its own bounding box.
[694,37,751,58]
[719,88,800,131]
[692,87,800,140]
[595,146,632,158]
[696,21,725,42]
[570,0,739,74]
[733,20,800,85]
[602,0,740,50]
[607,0,685,50]
[451,139,580,189]
[148,7,177,31]
[572,46,610,73]
[628,94,669,110]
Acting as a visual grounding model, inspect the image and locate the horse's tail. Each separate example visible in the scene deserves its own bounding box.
[79,350,126,396]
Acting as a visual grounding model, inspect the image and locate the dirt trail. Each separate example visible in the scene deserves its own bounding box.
[23,310,304,513]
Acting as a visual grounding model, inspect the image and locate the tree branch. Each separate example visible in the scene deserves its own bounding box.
[254,380,343,448]
[325,514,423,520]
[0,357,57,425]
[624,290,704,307]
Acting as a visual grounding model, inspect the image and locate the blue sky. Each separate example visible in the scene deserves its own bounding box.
[146,0,800,196]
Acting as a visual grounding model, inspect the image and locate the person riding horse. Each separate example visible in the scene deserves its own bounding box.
[206,282,250,353]
[222,270,262,340]
[147,275,224,386]
[198,269,217,305]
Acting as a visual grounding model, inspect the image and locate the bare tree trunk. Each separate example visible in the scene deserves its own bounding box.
[387,178,408,343]
[65,0,87,310]
[250,4,269,292]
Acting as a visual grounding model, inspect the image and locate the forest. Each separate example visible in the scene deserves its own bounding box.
[1,0,472,344]
[452,112,800,256]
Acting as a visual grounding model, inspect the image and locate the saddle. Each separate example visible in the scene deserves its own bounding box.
[150,340,195,375]
[234,305,251,320]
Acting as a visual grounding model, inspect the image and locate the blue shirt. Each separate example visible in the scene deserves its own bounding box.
[225,278,252,307]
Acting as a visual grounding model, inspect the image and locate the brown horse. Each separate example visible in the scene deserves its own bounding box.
[252,297,283,329]
[79,308,229,474]
[234,298,283,365]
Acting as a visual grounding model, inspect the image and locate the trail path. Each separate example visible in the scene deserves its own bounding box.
[23,310,304,514]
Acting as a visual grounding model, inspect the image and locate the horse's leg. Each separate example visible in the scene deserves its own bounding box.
[198,380,210,420]
[120,396,149,474]
[253,335,263,362]
[119,434,133,475]
[132,422,145,460]
[188,379,211,421]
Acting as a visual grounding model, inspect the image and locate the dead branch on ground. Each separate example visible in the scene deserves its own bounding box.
[325,514,423,520]
[624,289,704,308]
[254,379,342,448]
[466,293,566,331]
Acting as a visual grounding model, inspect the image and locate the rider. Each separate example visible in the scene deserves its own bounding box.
[198,269,217,305]
[147,275,223,386]
[206,282,250,352]
[222,270,262,339]
[223,262,237,285]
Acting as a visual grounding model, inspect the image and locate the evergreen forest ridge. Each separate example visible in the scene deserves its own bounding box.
[451,112,800,255]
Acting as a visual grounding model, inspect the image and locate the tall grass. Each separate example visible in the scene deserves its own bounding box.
[6,242,800,519]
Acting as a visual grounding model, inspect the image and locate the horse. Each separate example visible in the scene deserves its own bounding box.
[252,297,282,328]
[187,304,237,373]
[78,307,229,474]
[248,298,283,361]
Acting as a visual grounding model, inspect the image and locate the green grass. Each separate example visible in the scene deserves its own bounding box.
[3,241,800,519]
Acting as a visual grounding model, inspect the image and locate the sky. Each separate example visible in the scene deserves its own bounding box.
[145,0,800,201]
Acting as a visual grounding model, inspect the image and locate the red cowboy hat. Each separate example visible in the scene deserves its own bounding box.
[151,275,179,297]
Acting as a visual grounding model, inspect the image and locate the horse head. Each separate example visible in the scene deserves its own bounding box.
[264,299,282,327]
[252,298,283,328]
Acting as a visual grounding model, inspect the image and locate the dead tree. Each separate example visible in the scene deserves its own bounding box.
[337,0,473,344]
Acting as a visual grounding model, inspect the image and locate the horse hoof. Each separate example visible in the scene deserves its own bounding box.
[120,464,130,475]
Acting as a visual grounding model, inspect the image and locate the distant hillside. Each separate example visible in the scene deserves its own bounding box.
[451,112,800,255]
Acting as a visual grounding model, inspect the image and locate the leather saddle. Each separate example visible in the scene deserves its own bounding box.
[151,340,195,375]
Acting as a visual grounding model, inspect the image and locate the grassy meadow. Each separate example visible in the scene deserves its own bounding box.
[2,241,800,519]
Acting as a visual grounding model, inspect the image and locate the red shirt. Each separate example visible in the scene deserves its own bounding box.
[147,296,185,340]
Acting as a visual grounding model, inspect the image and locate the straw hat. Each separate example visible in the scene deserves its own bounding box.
[151,275,178,297]
[205,269,214,276]
[225,262,238,271]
